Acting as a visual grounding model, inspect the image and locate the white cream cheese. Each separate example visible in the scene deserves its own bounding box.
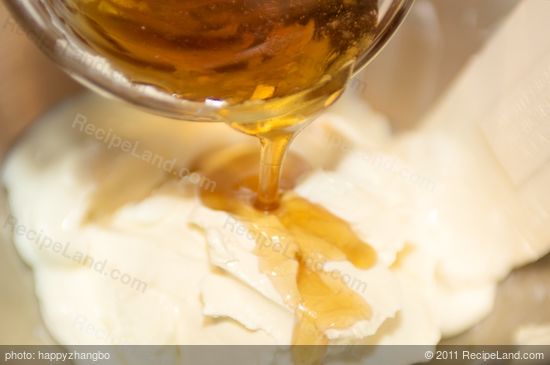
[1,92,426,349]
[1,87,544,351]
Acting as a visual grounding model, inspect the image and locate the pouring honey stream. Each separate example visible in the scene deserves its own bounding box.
[197,139,377,363]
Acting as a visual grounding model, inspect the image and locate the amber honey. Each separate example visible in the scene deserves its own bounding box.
[197,146,376,363]
[56,1,380,357]
[54,0,377,103]
[53,0,378,207]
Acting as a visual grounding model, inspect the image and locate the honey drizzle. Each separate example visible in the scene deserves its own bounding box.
[256,133,294,210]
[198,147,376,363]
[57,1,382,360]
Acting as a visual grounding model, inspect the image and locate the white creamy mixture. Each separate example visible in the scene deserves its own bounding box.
[2,0,550,362]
